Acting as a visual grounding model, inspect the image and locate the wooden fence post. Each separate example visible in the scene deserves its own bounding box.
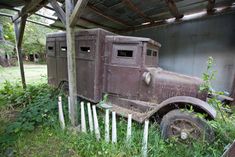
[112,112,117,143]
[58,96,65,130]
[126,114,132,143]
[81,101,87,132]
[87,102,94,132]
[105,109,110,142]
[142,120,149,157]
[92,105,100,140]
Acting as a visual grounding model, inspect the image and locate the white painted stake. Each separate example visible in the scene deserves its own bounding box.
[105,109,110,142]
[87,102,94,132]
[126,114,132,142]
[58,96,65,130]
[142,120,149,157]
[112,112,117,143]
[81,101,87,133]
[68,96,71,122]
[92,105,100,140]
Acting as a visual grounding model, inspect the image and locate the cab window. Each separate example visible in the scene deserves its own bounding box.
[111,44,138,66]
[145,48,158,67]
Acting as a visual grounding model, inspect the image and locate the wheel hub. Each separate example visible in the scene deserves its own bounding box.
[170,119,202,140]
[180,131,188,140]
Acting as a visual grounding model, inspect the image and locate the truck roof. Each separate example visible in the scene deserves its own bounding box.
[46,28,114,38]
[106,35,161,48]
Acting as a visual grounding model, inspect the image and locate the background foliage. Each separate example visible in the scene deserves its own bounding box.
[0,9,57,57]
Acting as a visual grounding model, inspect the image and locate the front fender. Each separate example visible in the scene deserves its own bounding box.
[148,96,216,120]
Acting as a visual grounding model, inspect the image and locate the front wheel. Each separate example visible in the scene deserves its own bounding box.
[160,109,214,142]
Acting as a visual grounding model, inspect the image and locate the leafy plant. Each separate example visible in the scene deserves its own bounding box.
[199,56,216,94]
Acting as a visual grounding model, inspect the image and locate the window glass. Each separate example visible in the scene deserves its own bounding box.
[147,49,152,56]
[61,46,67,52]
[117,50,133,57]
[80,47,90,53]
[153,51,157,56]
[48,46,53,50]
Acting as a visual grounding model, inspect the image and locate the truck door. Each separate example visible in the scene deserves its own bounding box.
[106,43,142,99]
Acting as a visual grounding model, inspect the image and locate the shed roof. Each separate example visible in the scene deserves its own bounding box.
[0,0,234,32]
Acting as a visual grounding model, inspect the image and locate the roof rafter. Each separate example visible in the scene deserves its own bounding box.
[165,0,184,19]
[49,0,66,25]
[121,6,235,33]
[80,17,119,31]
[87,3,131,27]
[69,0,89,27]
[207,0,216,14]
[0,12,63,29]
[122,0,154,23]
[12,0,45,22]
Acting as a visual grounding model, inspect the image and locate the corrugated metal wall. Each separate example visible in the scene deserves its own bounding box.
[127,12,235,93]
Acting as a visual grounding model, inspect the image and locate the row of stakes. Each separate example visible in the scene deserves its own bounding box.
[58,96,149,157]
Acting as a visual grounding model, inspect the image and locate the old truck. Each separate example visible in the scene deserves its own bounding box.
[46,28,215,141]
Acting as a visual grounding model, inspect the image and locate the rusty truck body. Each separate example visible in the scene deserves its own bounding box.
[46,28,216,141]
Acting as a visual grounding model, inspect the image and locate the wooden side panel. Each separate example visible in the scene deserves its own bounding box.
[46,37,57,86]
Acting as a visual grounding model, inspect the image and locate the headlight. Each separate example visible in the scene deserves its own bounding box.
[143,72,151,85]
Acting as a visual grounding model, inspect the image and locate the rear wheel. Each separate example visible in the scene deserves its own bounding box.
[160,109,214,142]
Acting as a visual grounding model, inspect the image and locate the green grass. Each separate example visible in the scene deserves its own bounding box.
[0,65,235,157]
[0,63,47,85]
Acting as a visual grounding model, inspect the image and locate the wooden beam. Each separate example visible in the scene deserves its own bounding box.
[123,0,154,23]
[14,15,27,89]
[69,0,89,27]
[121,6,235,33]
[49,0,66,26]
[87,3,131,27]
[207,0,216,14]
[12,0,44,22]
[165,0,184,19]
[65,0,78,126]
[80,17,118,31]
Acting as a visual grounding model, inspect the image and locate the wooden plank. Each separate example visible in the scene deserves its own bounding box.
[14,15,27,89]
[165,0,184,19]
[121,7,235,33]
[12,0,44,22]
[123,0,154,23]
[87,3,131,27]
[207,0,216,14]
[49,0,66,26]
[69,0,89,27]
[65,0,78,126]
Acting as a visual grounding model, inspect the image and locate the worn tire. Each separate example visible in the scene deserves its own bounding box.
[160,109,214,142]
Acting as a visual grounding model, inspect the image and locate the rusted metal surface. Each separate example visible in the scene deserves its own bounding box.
[47,29,215,122]
[47,28,114,102]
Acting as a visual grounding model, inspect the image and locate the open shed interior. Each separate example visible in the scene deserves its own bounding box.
[0,0,235,95]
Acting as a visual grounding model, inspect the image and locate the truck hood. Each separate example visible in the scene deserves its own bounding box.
[146,67,207,103]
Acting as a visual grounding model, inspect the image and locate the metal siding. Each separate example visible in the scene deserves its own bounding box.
[127,13,235,93]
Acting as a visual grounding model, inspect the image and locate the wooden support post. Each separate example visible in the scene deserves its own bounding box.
[65,0,88,126]
[65,0,78,126]
[14,16,27,89]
